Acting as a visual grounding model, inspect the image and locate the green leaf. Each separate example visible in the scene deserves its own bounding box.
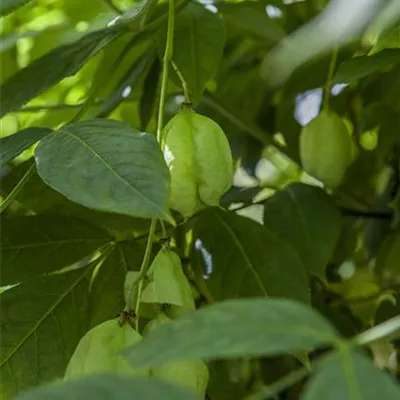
[0,268,91,398]
[301,348,400,400]
[0,215,110,285]
[193,209,309,303]
[124,298,339,368]
[0,28,121,117]
[35,119,172,222]
[13,373,196,400]
[0,162,151,238]
[333,49,400,83]
[263,183,342,280]
[140,57,161,130]
[0,0,33,16]
[218,2,286,42]
[159,2,226,100]
[0,127,52,166]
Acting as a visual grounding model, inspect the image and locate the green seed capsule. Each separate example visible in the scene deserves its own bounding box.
[163,107,233,217]
[65,319,149,378]
[141,248,195,313]
[144,313,209,397]
[300,110,354,188]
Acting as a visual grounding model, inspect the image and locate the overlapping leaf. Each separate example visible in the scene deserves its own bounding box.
[13,374,196,400]
[0,162,151,237]
[264,183,342,280]
[35,119,172,222]
[0,28,122,117]
[124,298,339,368]
[0,268,91,398]
[0,128,52,166]
[302,348,400,399]
[193,209,309,303]
[0,215,111,285]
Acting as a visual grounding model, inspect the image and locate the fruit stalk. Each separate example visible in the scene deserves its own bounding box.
[134,0,176,329]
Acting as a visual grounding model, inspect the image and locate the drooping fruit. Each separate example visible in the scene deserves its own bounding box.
[65,319,149,378]
[300,110,354,188]
[163,107,233,217]
[141,248,195,314]
[144,313,209,396]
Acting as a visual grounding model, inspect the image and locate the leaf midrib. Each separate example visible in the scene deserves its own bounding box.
[62,130,168,219]
[0,269,90,368]
[340,348,361,400]
[215,211,268,296]
[129,324,338,368]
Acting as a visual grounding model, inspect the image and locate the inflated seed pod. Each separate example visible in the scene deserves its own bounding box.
[144,313,209,397]
[141,248,195,313]
[65,319,149,378]
[300,110,354,188]
[163,107,233,217]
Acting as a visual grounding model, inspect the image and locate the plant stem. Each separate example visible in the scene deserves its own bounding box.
[144,0,187,32]
[229,197,393,221]
[156,0,175,149]
[134,218,157,329]
[171,60,191,103]
[160,220,168,237]
[0,163,35,213]
[323,47,339,110]
[340,207,392,220]
[134,0,176,329]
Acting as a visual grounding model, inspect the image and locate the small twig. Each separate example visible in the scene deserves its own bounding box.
[134,218,157,329]
[156,0,175,148]
[171,60,191,103]
[340,207,393,220]
[160,220,168,237]
[323,47,339,110]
